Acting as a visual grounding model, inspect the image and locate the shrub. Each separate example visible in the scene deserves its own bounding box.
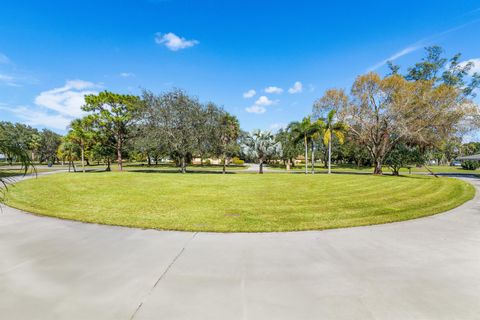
[461,160,480,170]
[204,159,211,166]
[232,157,244,165]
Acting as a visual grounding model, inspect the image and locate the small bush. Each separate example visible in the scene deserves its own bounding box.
[232,157,244,165]
[461,160,480,170]
[204,159,211,166]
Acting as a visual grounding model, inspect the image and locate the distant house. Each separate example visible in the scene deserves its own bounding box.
[457,154,480,162]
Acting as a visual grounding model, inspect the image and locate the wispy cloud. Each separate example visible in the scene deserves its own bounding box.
[0,53,10,64]
[0,106,72,130]
[288,81,303,94]
[155,32,199,51]
[243,89,256,98]
[264,86,283,94]
[245,105,266,114]
[0,74,19,87]
[367,45,421,72]
[1,79,100,131]
[367,18,480,72]
[120,72,135,78]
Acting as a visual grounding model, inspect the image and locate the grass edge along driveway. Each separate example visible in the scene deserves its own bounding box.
[5,172,475,232]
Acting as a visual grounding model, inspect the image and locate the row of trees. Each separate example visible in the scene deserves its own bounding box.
[250,46,479,175]
[0,122,62,164]
[56,90,240,174]
[1,46,479,176]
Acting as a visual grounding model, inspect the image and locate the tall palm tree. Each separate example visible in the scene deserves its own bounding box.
[289,117,323,174]
[308,120,325,174]
[322,110,348,174]
[68,118,91,173]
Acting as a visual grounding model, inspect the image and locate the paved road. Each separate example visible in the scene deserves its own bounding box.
[1,176,479,319]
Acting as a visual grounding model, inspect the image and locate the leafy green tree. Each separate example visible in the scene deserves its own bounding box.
[217,113,240,174]
[461,142,480,156]
[57,137,80,172]
[385,143,423,176]
[82,91,143,171]
[67,118,93,172]
[28,133,42,162]
[141,89,214,173]
[275,127,302,170]
[0,122,33,202]
[0,122,39,164]
[406,46,480,96]
[39,129,62,164]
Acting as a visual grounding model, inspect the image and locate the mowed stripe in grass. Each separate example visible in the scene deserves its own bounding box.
[5,172,475,232]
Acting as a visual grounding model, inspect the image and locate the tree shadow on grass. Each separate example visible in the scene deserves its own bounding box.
[75,168,239,175]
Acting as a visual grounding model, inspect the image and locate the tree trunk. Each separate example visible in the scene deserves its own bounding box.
[304,136,308,175]
[106,159,111,172]
[259,160,264,174]
[147,153,151,166]
[72,161,77,173]
[328,138,332,174]
[81,144,85,173]
[222,153,226,174]
[286,159,291,171]
[311,143,315,174]
[117,139,123,171]
[373,159,383,175]
[181,156,186,173]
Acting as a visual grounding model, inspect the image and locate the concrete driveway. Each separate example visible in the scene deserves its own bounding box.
[1,177,479,320]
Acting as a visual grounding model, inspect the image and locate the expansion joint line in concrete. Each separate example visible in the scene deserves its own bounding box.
[129,232,198,320]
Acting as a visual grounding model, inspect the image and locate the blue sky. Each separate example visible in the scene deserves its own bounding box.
[1,0,480,137]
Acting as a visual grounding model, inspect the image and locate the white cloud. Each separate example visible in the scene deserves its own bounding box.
[288,81,303,94]
[243,89,256,98]
[0,53,10,64]
[264,86,283,94]
[120,72,135,78]
[1,79,99,131]
[155,32,199,51]
[255,95,277,106]
[245,95,278,114]
[458,58,480,75]
[245,105,266,114]
[34,80,99,118]
[0,106,71,130]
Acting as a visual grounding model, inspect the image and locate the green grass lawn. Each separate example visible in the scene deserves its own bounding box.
[5,172,475,232]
